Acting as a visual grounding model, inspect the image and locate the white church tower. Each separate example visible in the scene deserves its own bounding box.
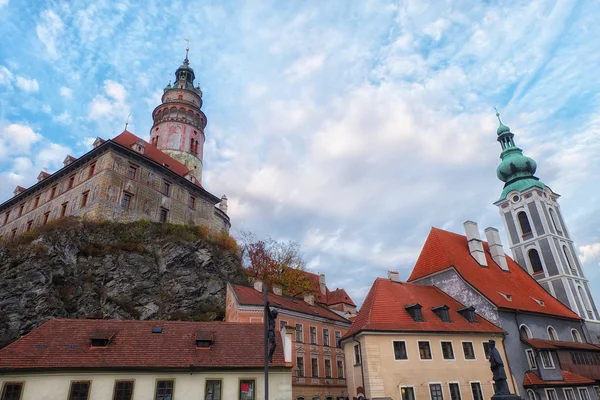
[492,111,600,343]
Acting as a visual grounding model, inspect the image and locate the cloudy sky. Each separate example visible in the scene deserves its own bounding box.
[0,0,599,306]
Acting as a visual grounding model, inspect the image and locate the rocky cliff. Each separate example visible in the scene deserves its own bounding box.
[0,218,246,348]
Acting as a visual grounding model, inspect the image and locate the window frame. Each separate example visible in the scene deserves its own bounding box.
[540,350,555,369]
[482,341,491,360]
[324,358,332,378]
[526,389,536,400]
[470,382,484,400]
[81,190,90,208]
[3,211,9,225]
[337,358,344,379]
[18,204,24,217]
[418,340,433,360]
[295,324,303,343]
[335,331,341,348]
[562,388,576,400]
[311,356,319,378]
[0,382,24,400]
[526,349,538,369]
[68,380,91,400]
[43,211,50,225]
[309,326,317,345]
[594,387,600,400]
[239,379,256,400]
[547,326,558,341]
[204,379,222,400]
[571,329,582,343]
[68,174,76,189]
[462,341,476,360]
[429,382,444,400]
[127,164,138,180]
[296,355,305,378]
[323,328,330,347]
[121,192,133,209]
[354,344,361,365]
[520,324,532,339]
[577,388,590,400]
[448,382,462,400]
[154,379,175,400]
[189,195,196,210]
[518,211,533,236]
[112,380,135,400]
[88,162,97,178]
[26,220,33,232]
[50,185,57,198]
[545,388,558,400]
[393,340,409,361]
[528,248,544,274]
[61,202,69,218]
[400,385,416,400]
[34,195,40,208]
[159,207,169,223]
[162,181,171,197]
[441,340,455,360]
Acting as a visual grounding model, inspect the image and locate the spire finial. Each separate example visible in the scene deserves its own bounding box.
[124,114,131,131]
[184,38,190,62]
[493,107,510,135]
[493,107,502,124]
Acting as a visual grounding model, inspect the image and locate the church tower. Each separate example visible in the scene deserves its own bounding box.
[149,47,206,184]
[492,112,600,341]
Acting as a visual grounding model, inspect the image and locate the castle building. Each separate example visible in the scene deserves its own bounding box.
[491,113,600,342]
[0,53,230,238]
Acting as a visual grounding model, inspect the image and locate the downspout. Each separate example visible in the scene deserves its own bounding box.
[353,334,366,398]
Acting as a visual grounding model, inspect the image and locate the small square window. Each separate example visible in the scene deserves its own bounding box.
[68,381,90,400]
[240,379,255,400]
[61,202,68,218]
[402,387,416,400]
[462,342,476,360]
[1,383,23,400]
[50,185,57,198]
[68,175,75,189]
[162,181,170,196]
[394,341,408,360]
[471,383,483,400]
[121,193,133,209]
[418,341,432,360]
[483,342,491,360]
[442,341,455,360]
[128,165,137,179]
[34,196,40,208]
[81,191,89,208]
[189,196,196,209]
[88,162,96,178]
[159,208,168,223]
[113,381,134,400]
[205,380,221,400]
[155,380,174,400]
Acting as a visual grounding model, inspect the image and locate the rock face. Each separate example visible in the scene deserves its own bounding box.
[0,218,246,348]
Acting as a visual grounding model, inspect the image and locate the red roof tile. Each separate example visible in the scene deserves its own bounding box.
[523,370,595,387]
[522,338,600,351]
[408,228,580,320]
[230,284,350,324]
[343,278,505,338]
[328,288,356,307]
[300,270,356,307]
[0,319,286,370]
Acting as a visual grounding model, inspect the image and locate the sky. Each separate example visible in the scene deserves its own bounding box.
[0,0,599,307]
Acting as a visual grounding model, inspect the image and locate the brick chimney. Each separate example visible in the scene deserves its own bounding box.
[464,221,487,267]
[304,293,315,306]
[253,280,263,293]
[485,227,509,271]
[319,274,326,295]
[387,271,400,282]
[273,284,283,296]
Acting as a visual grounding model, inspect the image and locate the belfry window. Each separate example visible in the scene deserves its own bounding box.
[577,286,594,320]
[518,211,533,237]
[528,249,544,274]
[563,246,575,273]
[549,209,562,235]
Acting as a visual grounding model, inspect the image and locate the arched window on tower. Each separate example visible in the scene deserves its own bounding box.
[190,138,195,154]
[577,286,593,320]
[519,324,532,339]
[562,246,575,274]
[571,329,582,343]
[518,211,533,237]
[528,249,544,274]
[549,209,563,235]
[547,326,558,341]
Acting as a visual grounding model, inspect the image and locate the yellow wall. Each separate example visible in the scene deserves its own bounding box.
[0,369,291,400]
[344,332,513,400]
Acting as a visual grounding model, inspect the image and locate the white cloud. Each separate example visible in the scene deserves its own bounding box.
[0,0,7,8]
[36,9,65,59]
[53,111,71,124]
[0,124,42,154]
[88,80,130,123]
[0,66,12,86]
[423,18,451,41]
[15,76,39,92]
[60,86,73,98]
[580,243,600,264]
[41,104,52,114]
[284,54,326,80]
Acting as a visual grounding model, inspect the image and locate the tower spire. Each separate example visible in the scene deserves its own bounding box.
[184,38,190,64]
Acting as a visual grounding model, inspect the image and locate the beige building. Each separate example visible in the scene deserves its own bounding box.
[0,319,292,400]
[341,273,513,400]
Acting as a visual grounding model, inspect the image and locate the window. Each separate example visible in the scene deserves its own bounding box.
[563,389,576,400]
[205,380,221,400]
[354,344,361,364]
[323,328,330,347]
[518,211,533,236]
[1,383,23,400]
[578,388,590,400]
[449,383,462,400]
[483,342,491,360]
[68,174,75,189]
[549,209,562,235]
[239,380,255,400]
[159,207,168,222]
[189,196,196,209]
[155,380,174,400]
[337,359,344,379]
[441,341,455,360]
[528,249,544,274]
[335,331,341,348]
[68,381,90,400]
[419,341,432,360]
[26,220,32,232]
[471,383,483,400]
[279,320,288,331]
[34,196,40,208]
[433,305,452,322]
[113,381,134,400]
[296,324,303,342]
[3,211,9,225]
[594,387,600,400]
[61,202,68,217]
[547,326,558,341]
[563,246,574,272]
[43,212,50,225]
[325,359,332,378]
[520,325,532,339]
[311,357,318,378]
[310,326,317,344]
[540,351,554,369]
[572,329,582,343]
[393,341,408,360]
[462,342,476,360]
[297,356,305,377]
[526,349,537,369]
[401,387,416,400]
[527,390,536,400]
[121,193,133,209]
[18,204,24,217]
[430,383,444,400]
[546,389,558,400]
[162,181,170,196]
[50,185,57,198]
[11,229,16,239]
[81,191,89,208]
[88,162,96,178]
[577,286,594,319]
[405,304,424,321]
[128,165,137,179]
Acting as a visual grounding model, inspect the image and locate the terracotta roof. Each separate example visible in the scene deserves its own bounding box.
[301,270,356,307]
[14,186,26,192]
[328,288,356,307]
[0,319,286,370]
[408,228,581,320]
[522,338,600,351]
[523,370,595,387]
[343,278,505,338]
[230,284,350,324]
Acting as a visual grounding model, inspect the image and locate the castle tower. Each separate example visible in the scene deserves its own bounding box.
[149,46,206,184]
[492,111,600,341]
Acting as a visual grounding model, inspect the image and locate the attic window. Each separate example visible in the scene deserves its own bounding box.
[90,330,115,347]
[499,293,512,301]
[91,338,110,347]
[196,332,213,347]
[405,304,424,322]
[531,297,545,307]
[152,327,163,334]
[431,305,452,323]
[457,306,477,323]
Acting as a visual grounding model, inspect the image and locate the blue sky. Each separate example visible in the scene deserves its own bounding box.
[0,0,599,307]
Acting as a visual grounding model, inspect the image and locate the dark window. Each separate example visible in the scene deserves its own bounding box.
[354,344,361,364]
[297,356,305,377]
[68,381,90,400]
[335,331,341,348]
[68,175,75,189]
[296,324,303,343]
[279,320,287,331]
[3,212,9,225]
[159,208,168,222]
[155,380,174,400]
[239,380,255,400]
[520,325,532,339]
[162,181,170,196]
[337,359,344,378]
[196,340,211,347]
[310,326,317,344]
[61,202,68,217]
[462,342,476,360]
[458,307,477,322]
[323,328,330,347]
[402,387,416,400]
[128,165,137,179]
[419,341,432,360]
[393,341,408,360]
[518,211,532,235]
[113,381,134,400]
[430,383,444,400]
[43,212,50,225]
[18,204,24,217]
[471,383,483,400]
[81,191,89,208]
[11,229,16,239]
[563,246,574,271]
[549,209,562,235]
[483,342,491,359]
[442,341,455,360]
[449,383,461,400]
[205,380,221,400]
[121,193,132,209]
[432,306,451,322]
[311,357,318,377]
[528,249,544,274]
[34,196,40,208]
[405,304,424,321]
[26,221,32,232]
[50,185,57,198]
[1,383,23,400]
[189,196,196,209]
[325,359,332,378]
[88,162,96,178]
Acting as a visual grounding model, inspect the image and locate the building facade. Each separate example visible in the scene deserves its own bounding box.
[226,280,353,400]
[0,319,293,400]
[0,54,229,239]
[492,113,600,342]
[341,274,511,400]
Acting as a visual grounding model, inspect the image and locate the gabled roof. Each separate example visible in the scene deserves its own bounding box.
[522,338,600,351]
[523,370,595,387]
[0,319,286,371]
[408,228,580,320]
[230,284,350,324]
[343,278,505,338]
[301,270,356,307]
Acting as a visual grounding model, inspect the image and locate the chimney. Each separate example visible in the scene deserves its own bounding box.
[219,195,228,214]
[464,221,488,267]
[304,293,315,306]
[319,274,326,295]
[253,280,263,293]
[273,284,283,296]
[485,227,509,271]
[387,270,400,282]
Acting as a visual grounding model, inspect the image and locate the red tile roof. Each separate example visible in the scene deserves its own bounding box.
[523,370,595,387]
[301,270,356,307]
[0,319,286,371]
[230,284,350,324]
[343,278,505,338]
[14,186,26,192]
[522,338,600,351]
[408,228,581,320]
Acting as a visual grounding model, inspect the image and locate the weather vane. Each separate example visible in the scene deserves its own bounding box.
[125,114,131,130]
[493,107,502,124]
[184,38,190,59]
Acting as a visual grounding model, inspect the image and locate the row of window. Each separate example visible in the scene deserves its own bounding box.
[525,348,555,370]
[570,351,600,366]
[400,382,485,400]
[528,387,600,400]
[296,356,344,379]
[519,324,583,343]
[292,323,342,347]
[0,378,256,400]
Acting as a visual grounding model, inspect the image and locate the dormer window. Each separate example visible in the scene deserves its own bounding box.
[458,306,478,322]
[531,297,545,307]
[196,332,213,348]
[431,305,452,322]
[90,330,114,347]
[91,338,110,347]
[499,292,512,301]
[405,304,424,322]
